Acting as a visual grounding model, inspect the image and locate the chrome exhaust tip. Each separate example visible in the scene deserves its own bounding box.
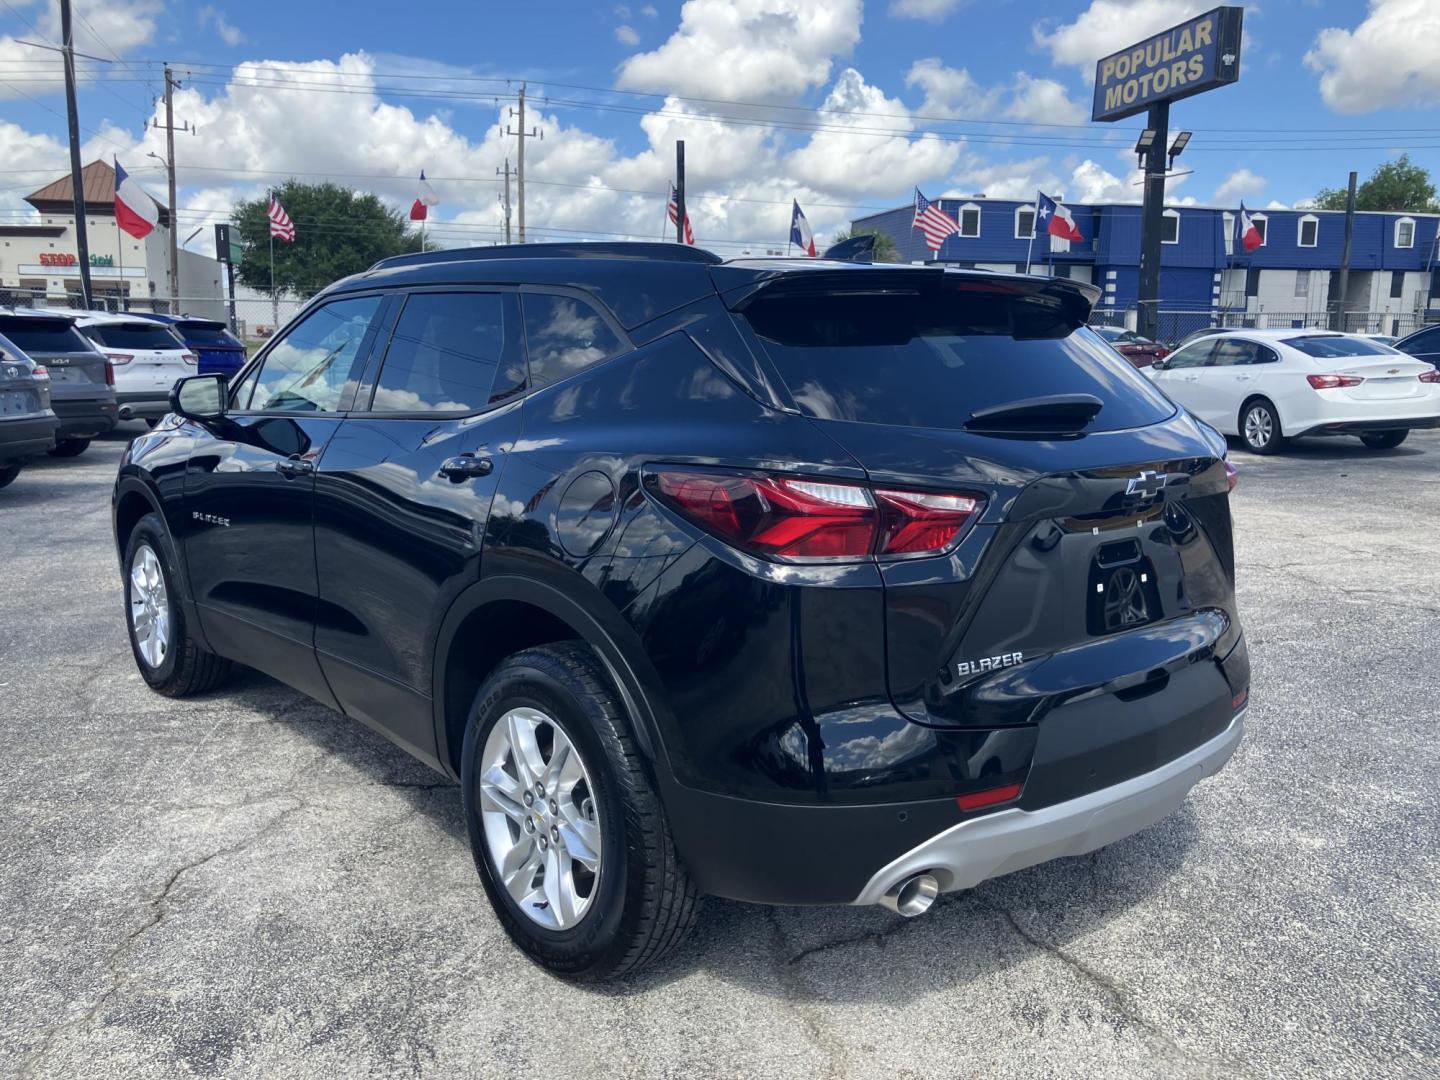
[879,872,939,917]
[117,406,133,420]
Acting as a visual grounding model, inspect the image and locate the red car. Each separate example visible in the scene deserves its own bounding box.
[1094,326,1169,368]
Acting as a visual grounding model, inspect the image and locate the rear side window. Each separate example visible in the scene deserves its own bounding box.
[0,317,92,354]
[83,324,184,350]
[1283,335,1393,358]
[370,292,510,413]
[740,290,1174,432]
[523,293,625,389]
[175,322,242,348]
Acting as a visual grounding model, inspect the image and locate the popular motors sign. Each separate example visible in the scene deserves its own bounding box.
[1092,6,1243,123]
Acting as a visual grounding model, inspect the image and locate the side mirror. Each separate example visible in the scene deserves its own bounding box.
[1150,358,1168,370]
[170,372,227,423]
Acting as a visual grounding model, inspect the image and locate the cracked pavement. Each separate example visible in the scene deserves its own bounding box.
[1,425,1437,1078]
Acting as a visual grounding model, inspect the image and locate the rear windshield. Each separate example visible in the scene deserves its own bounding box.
[741,291,1175,432]
[175,321,243,348]
[1283,335,1393,358]
[83,324,184,350]
[0,317,93,354]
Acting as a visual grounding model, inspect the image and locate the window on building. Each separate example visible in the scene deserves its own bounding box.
[1298,215,1319,248]
[369,292,512,413]
[1160,209,1180,244]
[1014,207,1035,239]
[1245,268,1261,297]
[1250,214,1268,246]
[1395,218,1416,249]
[1222,213,1235,257]
[523,292,627,389]
[1295,271,1310,299]
[1391,270,1405,300]
[959,203,981,238]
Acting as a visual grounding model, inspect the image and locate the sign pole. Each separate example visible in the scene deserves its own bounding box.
[1137,100,1169,342]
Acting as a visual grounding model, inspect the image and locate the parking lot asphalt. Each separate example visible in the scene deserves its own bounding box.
[1,424,1437,1079]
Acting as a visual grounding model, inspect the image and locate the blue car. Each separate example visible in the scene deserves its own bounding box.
[131,314,247,378]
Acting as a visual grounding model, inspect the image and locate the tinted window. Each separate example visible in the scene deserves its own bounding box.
[370,292,508,413]
[523,293,625,388]
[175,321,243,348]
[1399,327,1440,353]
[1212,340,1261,366]
[1165,341,1215,369]
[83,324,185,350]
[0,317,93,353]
[1283,335,1394,358]
[740,291,1174,433]
[248,295,381,412]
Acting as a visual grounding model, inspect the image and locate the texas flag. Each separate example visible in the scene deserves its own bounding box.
[410,171,439,221]
[113,158,158,239]
[789,199,816,256]
[1237,202,1263,252]
[1037,191,1083,243]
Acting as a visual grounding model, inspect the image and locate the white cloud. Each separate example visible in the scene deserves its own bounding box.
[615,24,640,46]
[199,5,245,46]
[1004,73,1086,125]
[1034,1,1210,75]
[0,0,160,99]
[617,0,862,102]
[906,59,1000,118]
[640,3,658,14]
[889,0,968,22]
[1304,0,1440,113]
[1213,167,1265,203]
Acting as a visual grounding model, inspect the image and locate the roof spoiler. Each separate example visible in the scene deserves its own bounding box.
[821,234,875,263]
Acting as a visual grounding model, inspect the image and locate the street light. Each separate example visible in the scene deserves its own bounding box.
[1134,128,1157,169]
[1168,131,1193,168]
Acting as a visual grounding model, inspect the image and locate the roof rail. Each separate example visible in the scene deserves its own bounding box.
[370,241,723,272]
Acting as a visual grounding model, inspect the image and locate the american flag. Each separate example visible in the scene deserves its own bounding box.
[268,196,295,242]
[912,188,958,253]
[667,184,694,245]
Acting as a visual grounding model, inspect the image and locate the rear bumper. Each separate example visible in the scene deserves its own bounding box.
[52,397,119,438]
[115,391,171,419]
[852,711,1244,906]
[0,412,59,460]
[1291,414,1440,437]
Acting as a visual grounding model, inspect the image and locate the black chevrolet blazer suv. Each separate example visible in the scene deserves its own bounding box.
[112,243,1249,980]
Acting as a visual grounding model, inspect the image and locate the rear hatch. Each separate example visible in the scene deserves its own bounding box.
[173,319,246,374]
[81,321,194,393]
[0,336,50,418]
[0,315,108,400]
[724,267,1246,801]
[1284,334,1435,403]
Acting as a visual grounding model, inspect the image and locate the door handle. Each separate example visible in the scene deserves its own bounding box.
[439,453,493,481]
[276,455,314,478]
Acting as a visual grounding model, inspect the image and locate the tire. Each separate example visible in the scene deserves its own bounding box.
[461,642,699,981]
[122,513,232,696]
[1239,399,1285,455]
[0,462,21,490]
[47,437,91,458]
[1359,429,1408,450]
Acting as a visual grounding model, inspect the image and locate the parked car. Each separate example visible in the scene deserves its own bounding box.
[1392,324,1440,370]
[74,314,196,424]
[1169,325,1231,351]
[131,313,248,378]
[1093,325,1169,368]
[115,243,1249,980]
[0,331,58,488]
[1147,329,1440,453]
[0,310,117,457]
[1360,333,1397,347]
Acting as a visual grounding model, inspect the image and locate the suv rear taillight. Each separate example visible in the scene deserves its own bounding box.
[1306,374,1363,389]
[32,365,48,379]
[109,352,134,366]
[645,467,983,562]
[104,360,115,386]
[182,352,198,365]
[1420,369,1440,384]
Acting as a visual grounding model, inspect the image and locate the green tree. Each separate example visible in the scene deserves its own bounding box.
[1314,155,1439,213]
[827,226,900,262]
[232,181,421,298]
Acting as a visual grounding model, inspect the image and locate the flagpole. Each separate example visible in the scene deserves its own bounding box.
[115,213,125,312]
[268,191,278,333]
[1024,193,1038,275]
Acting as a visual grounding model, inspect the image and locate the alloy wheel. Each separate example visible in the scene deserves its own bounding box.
[1244,406,1273,449]
[128,543,170,669]
[477,707,602,930]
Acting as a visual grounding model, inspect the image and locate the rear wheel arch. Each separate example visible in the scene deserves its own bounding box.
[433,574,667,779]
[1239,394,1284,436]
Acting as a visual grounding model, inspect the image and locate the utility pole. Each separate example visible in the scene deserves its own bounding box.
[675,140,686,245]
[150,65,191,312]
[497,158,513,244]
[1136,101,1169,342]
[1333,171,1357,333]
[59,0,93,309]
[506,83,541,243]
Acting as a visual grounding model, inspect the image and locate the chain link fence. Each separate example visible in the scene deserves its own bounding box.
[1091,306,1435,345]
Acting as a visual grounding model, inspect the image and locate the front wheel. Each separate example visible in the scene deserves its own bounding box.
[1240,400,1285,455]
[461,642,699,981]
[1359,429,1408,450]
[47,437,90,458]
[0,462,22,490]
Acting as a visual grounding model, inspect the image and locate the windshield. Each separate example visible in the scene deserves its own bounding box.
[0,316,93,354]
[83,323,185,350]
[175,321,243,348]
[741,290,1174,433]
[1283,335,1395,358]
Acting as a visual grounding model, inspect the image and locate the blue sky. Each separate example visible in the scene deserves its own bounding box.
[0,0,1436,254]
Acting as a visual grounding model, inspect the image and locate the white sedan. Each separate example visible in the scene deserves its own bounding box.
[1145,329,1440,453]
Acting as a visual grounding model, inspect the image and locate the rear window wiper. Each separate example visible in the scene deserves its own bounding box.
[963,393,1104,437]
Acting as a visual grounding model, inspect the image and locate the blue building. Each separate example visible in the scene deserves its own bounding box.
[851,198,1440,338]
